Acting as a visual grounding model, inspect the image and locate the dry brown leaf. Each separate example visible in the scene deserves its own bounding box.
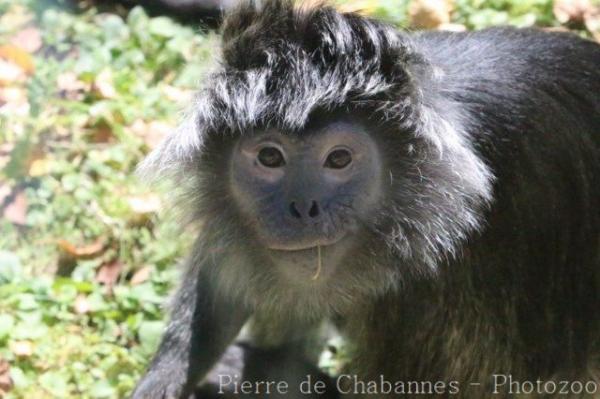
[0,185,10,205]
[57,72,86,91]
[542,26,572,32]
[74,295,91,314]
[2,190,27,225]
[127,194,162,215]
[57,238,105,259]
[93,69,116,99]
[553,0,592,24]
[0,45,34,75]
[438,23,467,31]
[88,123,116,143]
[129,119,146,135]
[0,60,27,86]
[130,119,172,149]
[10,341,33,357]
[584,6,600,40]
[0,87,30,116]
[10,27,42,53]
[0,358,13,396]
[0,4,33,32]
[0,143,13,154]
[336,0,378,15]
[409,0,453,29]
[56,72,87,100]
[96,259,123,286]
[18,144,45,178]
[126,193,162,226]
[131,266,152,285]
[0,144,13,170]
[161,85,193,104]
[28,158,51,177]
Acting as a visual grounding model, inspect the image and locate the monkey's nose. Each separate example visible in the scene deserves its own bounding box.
[289,200,320,219]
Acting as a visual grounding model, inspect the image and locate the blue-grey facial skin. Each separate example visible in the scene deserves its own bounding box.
[229,121,383,275]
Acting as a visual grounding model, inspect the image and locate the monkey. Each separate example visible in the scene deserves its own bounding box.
[132,0,600,398]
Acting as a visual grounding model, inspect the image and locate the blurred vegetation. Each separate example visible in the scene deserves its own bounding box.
[0,0,597,397]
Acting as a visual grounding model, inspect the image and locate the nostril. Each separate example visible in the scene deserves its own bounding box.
[308,201,319,218]
[289,202,302,219]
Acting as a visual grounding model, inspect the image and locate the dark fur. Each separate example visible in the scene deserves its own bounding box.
[134,1,600,398]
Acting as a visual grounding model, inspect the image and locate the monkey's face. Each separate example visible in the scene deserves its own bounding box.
[229,120,383,276]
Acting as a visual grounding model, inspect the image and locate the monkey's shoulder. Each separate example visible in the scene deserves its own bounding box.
[410,26,600,124]
[412,26,599,54]
[411,26,600,78]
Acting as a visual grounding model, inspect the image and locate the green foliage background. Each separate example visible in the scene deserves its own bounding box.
[0,0,592,397]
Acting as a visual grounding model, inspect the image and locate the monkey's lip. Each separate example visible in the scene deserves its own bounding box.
[266,235,345,251]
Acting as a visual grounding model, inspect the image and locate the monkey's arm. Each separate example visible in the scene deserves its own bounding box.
[132,256,249,399]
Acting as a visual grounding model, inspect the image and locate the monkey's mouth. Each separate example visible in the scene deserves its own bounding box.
[266,234,345,251]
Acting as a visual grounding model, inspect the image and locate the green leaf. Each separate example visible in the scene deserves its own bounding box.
[89,380,116,398]
[127,6,149,30]
[0,314,15,340]
[0,251,22,283]
[98,14,129,42]
[148,17,180,38]
[9,366,28,389]
[17,293,38,310]
[39,371,70,397]
[137,320,165,355]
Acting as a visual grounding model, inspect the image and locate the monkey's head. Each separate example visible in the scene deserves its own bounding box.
[140,0,493,314]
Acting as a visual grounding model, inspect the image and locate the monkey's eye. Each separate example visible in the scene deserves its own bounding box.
[324,149,352,169]
[257,146,285,168]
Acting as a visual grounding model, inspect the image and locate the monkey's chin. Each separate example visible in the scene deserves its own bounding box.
[265,235,352,281]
